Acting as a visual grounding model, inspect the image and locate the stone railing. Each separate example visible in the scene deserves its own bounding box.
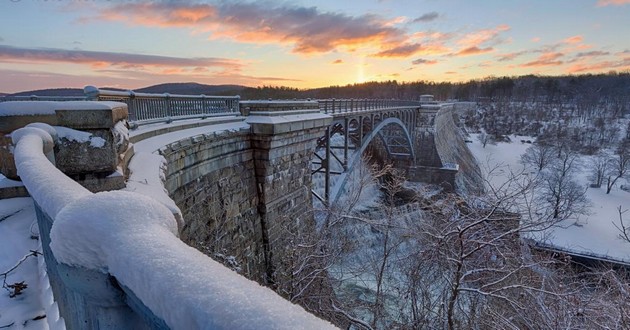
[84,86,241,126]
[6,102,335,330]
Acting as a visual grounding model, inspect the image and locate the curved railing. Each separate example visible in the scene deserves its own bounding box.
[12,123,335,330]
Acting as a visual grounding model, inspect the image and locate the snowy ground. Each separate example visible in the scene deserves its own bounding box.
[0,196,48,330]
[467,134,630,264]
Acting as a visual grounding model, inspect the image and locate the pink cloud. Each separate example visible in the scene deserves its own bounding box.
[596,0,630,6]
[455,46,494,56]
[0,45,243,72]
[521,52,565,67]
[456,24,510,49]
[563,35,584,44]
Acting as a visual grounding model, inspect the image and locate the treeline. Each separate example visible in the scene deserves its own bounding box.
[223,72,630,103]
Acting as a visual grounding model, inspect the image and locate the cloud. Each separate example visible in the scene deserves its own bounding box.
[596,0,630,6]
[411,58,438,65]
[456,24,510,49]
[412,12,439,23]
[332,59,343,64]
[568,57,630,72]
[89,1,407,54]
[496,51,527,62]
[455,46,494,56]
[563,35,583,44]
[531,37,541,42]
[575,50,610,58]
[371,43,424,58]
[521,52,565,67]
[0,45,243,72]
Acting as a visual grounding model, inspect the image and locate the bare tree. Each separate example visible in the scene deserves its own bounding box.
[478,131,492,148]
[538,149,589,220]
[589,151,611,188]
[605,139,630,194]
[521,142,555,172]
[612,205,630,243]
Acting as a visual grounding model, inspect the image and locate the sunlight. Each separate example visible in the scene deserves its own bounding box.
[356,57,366,83]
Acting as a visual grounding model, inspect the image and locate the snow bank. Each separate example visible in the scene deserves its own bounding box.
[124,151,183,228]
[50,191,335,329]
[0,197,50,330]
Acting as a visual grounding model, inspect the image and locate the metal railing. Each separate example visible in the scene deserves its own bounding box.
[318,98,422,114]
[84,86,240,125]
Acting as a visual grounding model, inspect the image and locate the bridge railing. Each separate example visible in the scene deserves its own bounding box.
[0,95,87,102]
[84,86,241,126]
[318,99,422,114]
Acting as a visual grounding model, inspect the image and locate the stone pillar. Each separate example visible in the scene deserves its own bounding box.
[0,101,130,192]
[244,101,332,284]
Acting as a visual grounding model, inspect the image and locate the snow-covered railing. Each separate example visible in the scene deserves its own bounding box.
[530,240,630,268]
[12,123,335,329]
[84,86,241,126]
[0,95,87,102]
[318,98,422,114]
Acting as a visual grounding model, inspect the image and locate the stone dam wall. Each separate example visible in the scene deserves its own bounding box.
[433,103,485,195]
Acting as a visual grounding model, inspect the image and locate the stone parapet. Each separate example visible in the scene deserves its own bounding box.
[0,101,129,192]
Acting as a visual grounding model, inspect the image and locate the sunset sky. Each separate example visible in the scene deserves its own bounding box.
[1,0,629,93]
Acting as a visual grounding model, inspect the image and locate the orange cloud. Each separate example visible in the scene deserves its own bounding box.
[563,35,583,44]
[456,24,510,49]
[521,52,565,67]
[596,0,630,6]
[89,2,408,55]
[332,59,343,64]
[456,46,494,56]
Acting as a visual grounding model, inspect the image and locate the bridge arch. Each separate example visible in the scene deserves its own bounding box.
[327,117,415,204]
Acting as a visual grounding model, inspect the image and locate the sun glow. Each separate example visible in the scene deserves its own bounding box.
[356,57,366,83]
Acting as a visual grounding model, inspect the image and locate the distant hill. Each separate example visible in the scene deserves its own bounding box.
[6,83,246,98]
[136,82,245,95]
[8,88,85,97]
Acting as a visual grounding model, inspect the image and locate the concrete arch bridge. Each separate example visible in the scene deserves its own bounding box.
[0,88,465,328]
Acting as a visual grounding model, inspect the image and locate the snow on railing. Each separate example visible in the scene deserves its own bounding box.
[84,86,241,126]
[12,123,336,330]
[0,95,87,102]
[318,98,422,114]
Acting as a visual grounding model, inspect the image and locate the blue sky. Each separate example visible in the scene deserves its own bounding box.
[0,0,628,92]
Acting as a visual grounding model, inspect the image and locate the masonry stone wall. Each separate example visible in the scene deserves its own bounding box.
[249,126,326,283]
[158,129,266,280]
